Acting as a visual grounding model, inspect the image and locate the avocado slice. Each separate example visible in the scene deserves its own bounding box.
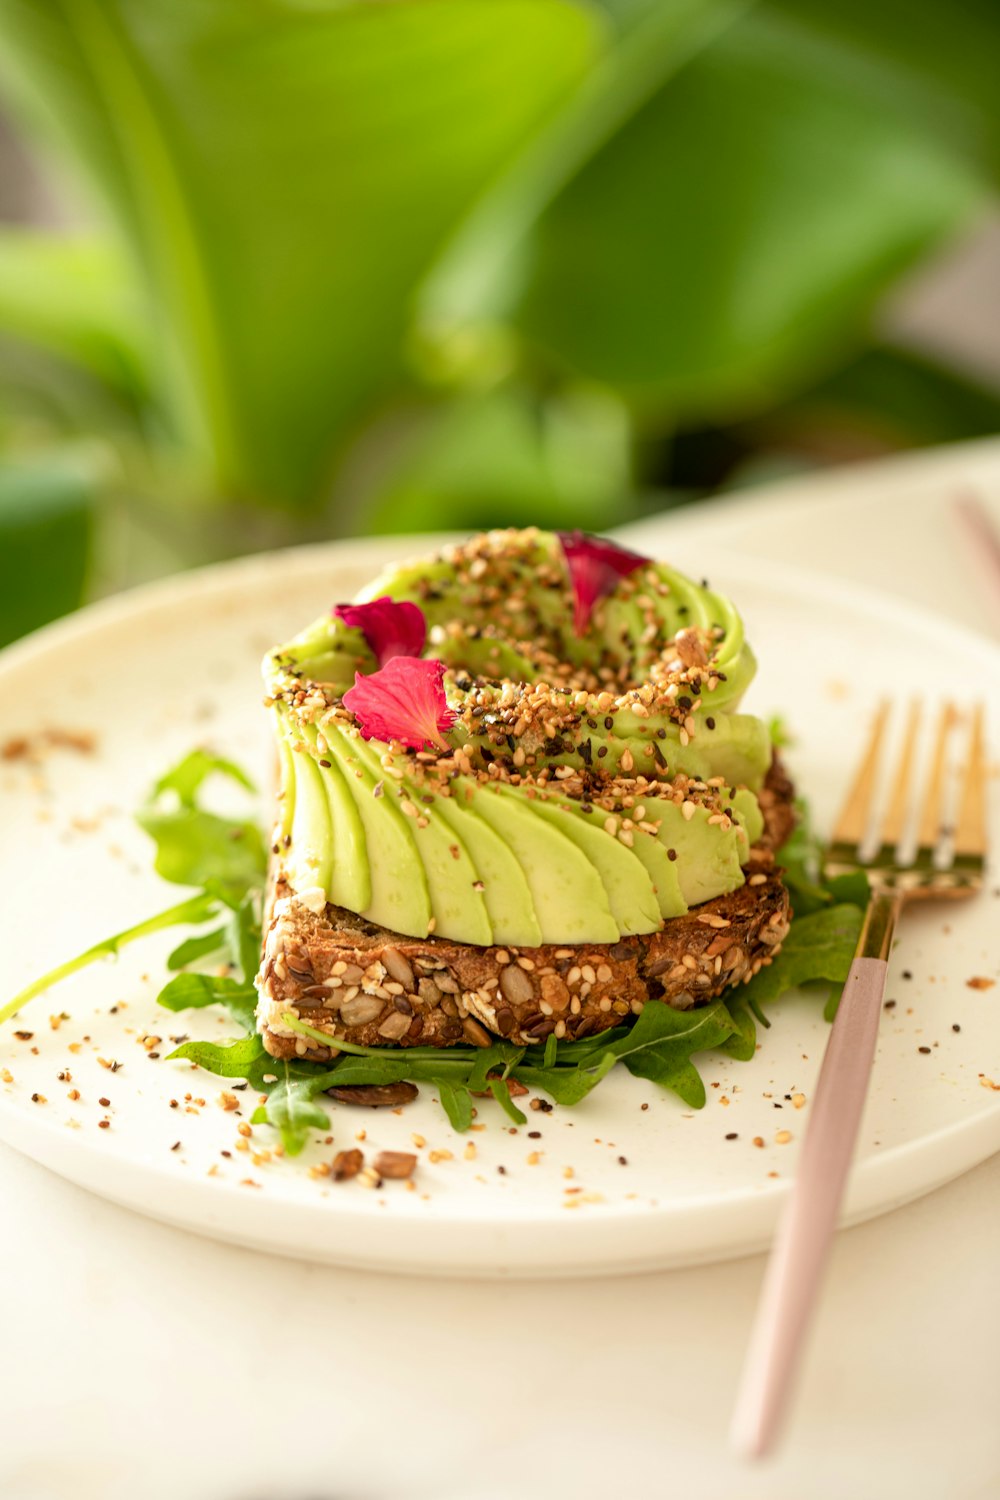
[268,618,370,695]
[578,804,688,919]
[470,783,619,944]
[318,751,371,915]
[323,723,433,938]
[284,739,333,895]
[655,801,746,908]
[290,722,373,913]
[435,784,543,947]
[683,712,771,791]
[503,786,662,935]
[602,710,770,790]
[344,735,494,945]
[626,823,687,918]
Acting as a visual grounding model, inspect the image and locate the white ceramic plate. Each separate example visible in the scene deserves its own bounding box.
[1,539,998,1277]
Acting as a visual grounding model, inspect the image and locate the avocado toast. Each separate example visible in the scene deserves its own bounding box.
[257,528,793,1060]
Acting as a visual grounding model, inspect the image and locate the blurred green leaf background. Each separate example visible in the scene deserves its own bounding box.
[0,0,997,645]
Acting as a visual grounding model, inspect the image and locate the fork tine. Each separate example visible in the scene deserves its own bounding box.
[953,704,987,857]
[831,699,889,847]
[916,702,956,851]
[877,698,921,849]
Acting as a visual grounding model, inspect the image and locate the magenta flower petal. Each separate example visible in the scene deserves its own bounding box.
[333,596,426,667]
[342,657,457,751]
[558,531,648,635]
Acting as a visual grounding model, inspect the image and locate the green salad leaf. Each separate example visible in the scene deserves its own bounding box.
[169,1033,275,1090]
[137,750,266,904]
[779,799,871,917]
[614,999,741,1109]
[716,994,758,1062]
[151,750,256,806]
[0,892,218,1028]
[738,905,865,1016]
[4,744,868,1146]
[166,927,229,971]
[251,1064,337,1156]
[157,972,258,1032]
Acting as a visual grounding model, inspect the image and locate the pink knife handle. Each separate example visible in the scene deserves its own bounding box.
[730,952,889,1457]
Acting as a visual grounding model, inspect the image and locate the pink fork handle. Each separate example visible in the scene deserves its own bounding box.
[730,954,888,1458]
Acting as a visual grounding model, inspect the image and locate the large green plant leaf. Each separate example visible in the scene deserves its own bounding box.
[0,0,598,509]
[767,0,1000,182]
[512,11,986,412]
[0,229,149,399]
[422,0,747,329]
[0,452,98,644]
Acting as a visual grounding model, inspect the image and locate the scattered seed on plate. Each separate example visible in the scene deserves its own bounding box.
[374,1151,417,1179]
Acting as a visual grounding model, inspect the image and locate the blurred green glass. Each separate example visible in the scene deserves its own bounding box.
[0,0,997,640]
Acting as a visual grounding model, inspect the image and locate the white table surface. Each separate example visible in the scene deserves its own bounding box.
[3,438,999,1500]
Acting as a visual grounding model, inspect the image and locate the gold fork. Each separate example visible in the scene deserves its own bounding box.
[732,701,988,1458]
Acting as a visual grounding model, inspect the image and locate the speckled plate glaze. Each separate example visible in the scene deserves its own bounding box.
[1,538,997,1277]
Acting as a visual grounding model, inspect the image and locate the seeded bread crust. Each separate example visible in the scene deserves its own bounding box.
[256,760,795,1060]
[755,754,796,852]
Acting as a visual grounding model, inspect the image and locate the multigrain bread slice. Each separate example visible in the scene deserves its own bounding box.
[256,759,796,1061]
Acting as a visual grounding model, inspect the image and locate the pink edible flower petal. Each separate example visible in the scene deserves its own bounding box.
[332,596,426,667]
[342,657,456,751]
[558,531,648,635]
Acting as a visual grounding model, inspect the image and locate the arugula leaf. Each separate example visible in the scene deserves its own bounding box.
[714,994,758,1063]
[166,893,261,997]
[518,1002,734,1111]
[526,1026,631,1067]
[226,893,264,983]
[167,926,228,971]
[251,1063,334,1156]
[152,750,256,806]
[604,999,738,1110]
[157,972,258,1032]
[466,1041,523,1093]
[137,805,266,903]
[286,1001,737,1121]
[1,746,265,1033]
[435,1079,474,1133]
[738,905,864,1021]
[778,800,870,917]
[776,802,828,915]
[168,1033,275,1090]
[516,1048,619,1106]
[1,893,218,1027]
[487,1076,528,1126]
[137,753,266,904]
